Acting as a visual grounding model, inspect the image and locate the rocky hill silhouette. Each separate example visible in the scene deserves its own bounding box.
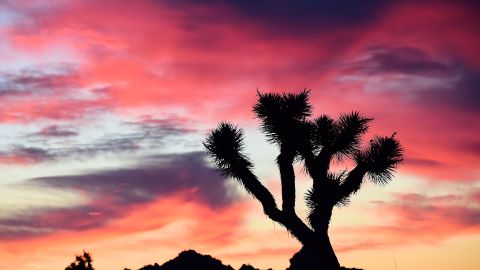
[138,250,236,270]
[136,250,362,270]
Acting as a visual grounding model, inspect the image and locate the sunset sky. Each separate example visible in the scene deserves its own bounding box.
[0,1,479,269]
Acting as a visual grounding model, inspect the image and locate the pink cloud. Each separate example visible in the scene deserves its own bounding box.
[0,2,479,268]
[333,190,480,252]
[0,194,250,270]
[4,0,479,182]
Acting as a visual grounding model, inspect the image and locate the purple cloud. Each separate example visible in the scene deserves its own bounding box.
[29,125,78,137]
[0,151,236,239]
[0,64,80,97]
[346,46,454,77]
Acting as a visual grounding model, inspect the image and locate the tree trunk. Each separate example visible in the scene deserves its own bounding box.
[287,203,339,270]
[287,233,340,270]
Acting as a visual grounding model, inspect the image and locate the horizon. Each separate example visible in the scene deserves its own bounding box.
[0,1,479,270]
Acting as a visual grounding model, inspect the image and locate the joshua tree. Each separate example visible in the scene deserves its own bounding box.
[203,90,403,270]
[65,251,95,270]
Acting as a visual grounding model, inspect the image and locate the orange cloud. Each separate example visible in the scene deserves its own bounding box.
[0,192,250,270]
[332,190,480,252]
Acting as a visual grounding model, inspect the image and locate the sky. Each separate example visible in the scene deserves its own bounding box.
[0,0,479,269]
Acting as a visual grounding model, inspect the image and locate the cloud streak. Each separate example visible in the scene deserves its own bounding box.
[0,115,196,165]
[0,151,236,239]
[29,125,78,137]
[334,191,480,252]
[346,46,455,77]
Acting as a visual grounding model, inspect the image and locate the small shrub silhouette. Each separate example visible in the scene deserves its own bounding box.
[65,251,94,270]
[204,90,403,270]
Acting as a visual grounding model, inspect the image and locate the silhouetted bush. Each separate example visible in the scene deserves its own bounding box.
[65,251,94,270]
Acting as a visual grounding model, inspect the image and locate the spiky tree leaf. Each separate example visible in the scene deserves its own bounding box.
[203,122,252,179]
[311,115,335,150]
[335,196,351,207]
[357,135,404,185]
[253,90,312,147]
[332,112,372,157]
[304,188,317,212]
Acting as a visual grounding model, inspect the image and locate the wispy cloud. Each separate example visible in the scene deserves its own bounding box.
[345,46,455,77]
[0,115,196,165]
[28,125,78,137]
[0,151,237,239]
[334,190,480,252]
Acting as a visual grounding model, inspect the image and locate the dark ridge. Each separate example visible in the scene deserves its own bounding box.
[138,250,234,270]
[136,249,362,270]
[239,264,266,270]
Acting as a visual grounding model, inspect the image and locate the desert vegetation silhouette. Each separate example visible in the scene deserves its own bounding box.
[65,251,95,270]
[204,90,403,270]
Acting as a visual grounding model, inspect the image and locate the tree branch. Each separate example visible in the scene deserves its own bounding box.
[299,146,318,180]
[277,148,296,213]
[335,165,367,204]
[203,122,315,243]
[315,148,333,178]
[238,166,314,243]
[299,144,332,183]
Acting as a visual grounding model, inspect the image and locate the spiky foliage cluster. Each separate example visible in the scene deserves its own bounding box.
[202,122,252,179]
[311,115,335,150]
[311,112,372,158]
[253,90,312,148]
[357,135,404,185]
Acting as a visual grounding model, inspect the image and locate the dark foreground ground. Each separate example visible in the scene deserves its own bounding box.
[136,250,362,270]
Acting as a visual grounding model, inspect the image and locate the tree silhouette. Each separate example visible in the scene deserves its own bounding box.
[203,90,403,270]
[65,251,95,270]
